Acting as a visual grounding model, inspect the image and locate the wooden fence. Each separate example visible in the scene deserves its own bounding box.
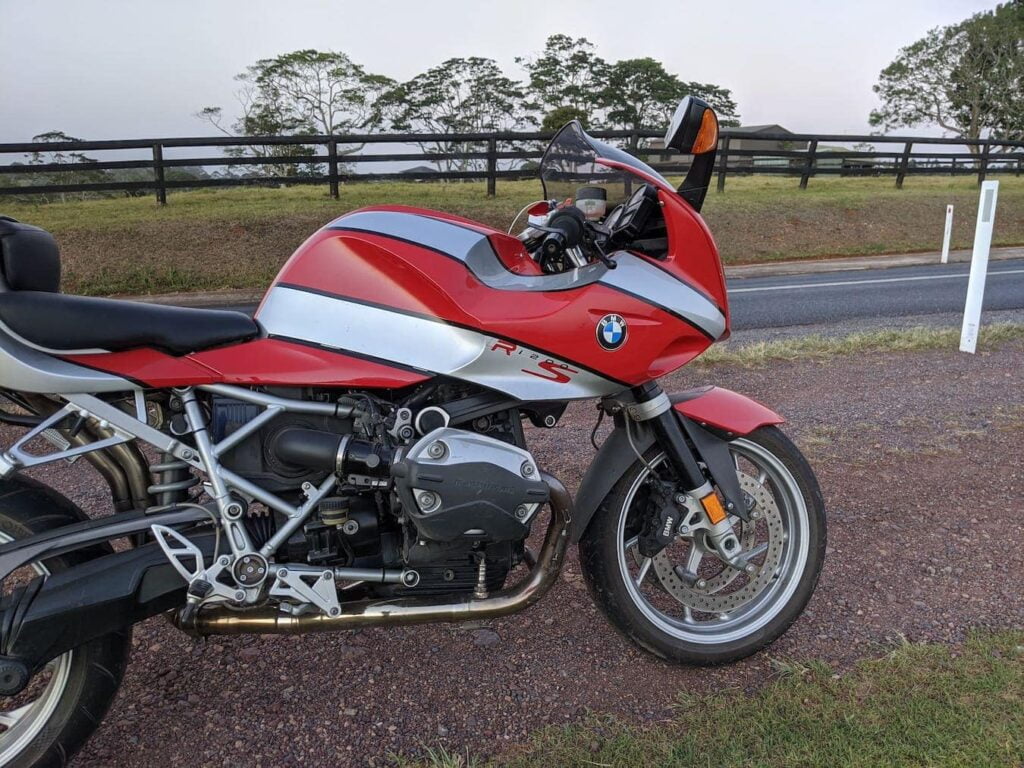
[0,129,1021,204]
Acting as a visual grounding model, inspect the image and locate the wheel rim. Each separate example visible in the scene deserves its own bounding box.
[615,438,810,645]
[0,532,74,765]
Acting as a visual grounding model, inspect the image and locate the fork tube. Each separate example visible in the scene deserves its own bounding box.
[633,382,710,493]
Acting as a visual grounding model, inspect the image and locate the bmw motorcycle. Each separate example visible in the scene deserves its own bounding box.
[0,97,825,766]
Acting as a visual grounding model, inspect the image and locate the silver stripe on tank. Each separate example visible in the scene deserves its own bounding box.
[329,210,727,340]
[258,287,621,401]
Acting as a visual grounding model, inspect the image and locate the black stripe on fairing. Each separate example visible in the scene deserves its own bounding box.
[271,282,632,388]
[267,335,435,377]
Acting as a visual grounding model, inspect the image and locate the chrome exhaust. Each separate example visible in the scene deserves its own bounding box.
[178,472,572,636]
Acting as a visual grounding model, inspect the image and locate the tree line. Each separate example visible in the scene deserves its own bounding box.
[194,35,741,174]
[870,1,1022,151]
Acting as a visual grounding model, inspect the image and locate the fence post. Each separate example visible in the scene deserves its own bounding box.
[328,140,339,199]
[152,142,166,205]
[799,140,818,189]
[977,142,989,186]
[895,141,913,189]
[486,138,497,197]
[717,135,730,193]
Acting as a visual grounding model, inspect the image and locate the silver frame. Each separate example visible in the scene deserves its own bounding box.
[0,384,361,611]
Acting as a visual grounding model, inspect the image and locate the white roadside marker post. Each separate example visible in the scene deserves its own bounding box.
[941,204,954,263]
[959,181,999,354]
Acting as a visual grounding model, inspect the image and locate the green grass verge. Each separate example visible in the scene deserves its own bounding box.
[406,631,1024,768]
[695,323,1024,367]
[1,175,1022,296]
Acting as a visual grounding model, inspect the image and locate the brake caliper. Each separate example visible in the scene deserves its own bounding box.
[637,481,680,558]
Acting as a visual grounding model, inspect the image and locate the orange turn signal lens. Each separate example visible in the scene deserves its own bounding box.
[691,109,719,155]
[700,492,727,525]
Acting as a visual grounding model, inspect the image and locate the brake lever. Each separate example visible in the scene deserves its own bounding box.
[589,232,618,270]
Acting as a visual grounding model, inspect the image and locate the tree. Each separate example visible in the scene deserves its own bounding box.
[197,49,394,175]
[382,58,535,172]
[870,2,1024,151]
[517,35,608,127]
[541,105,591,132]
[22,131,106,203]
[600,58,741,134]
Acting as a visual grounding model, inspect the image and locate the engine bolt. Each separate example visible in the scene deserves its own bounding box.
[674,493,688,505]
[427,442,446,459]
[330,607,340,616]
[341,519,360,536]
[418,492,438,510]
[322,571,333,581]
[234,591,245,601]
[514,505,529,520]
[521,462,535,477]
[181,449,194,460]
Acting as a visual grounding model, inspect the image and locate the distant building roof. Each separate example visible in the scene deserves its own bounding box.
[728,124,793,134]
[402,165,437,174]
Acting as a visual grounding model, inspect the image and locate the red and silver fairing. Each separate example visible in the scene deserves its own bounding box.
[255,200,728,401]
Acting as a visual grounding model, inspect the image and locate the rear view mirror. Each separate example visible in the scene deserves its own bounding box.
[666,96,720,211]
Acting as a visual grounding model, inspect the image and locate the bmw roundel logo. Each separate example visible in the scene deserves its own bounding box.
[597,314,627,351]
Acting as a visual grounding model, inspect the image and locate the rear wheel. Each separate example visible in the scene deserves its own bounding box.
[0,478,131,767]
[579,426,825,665]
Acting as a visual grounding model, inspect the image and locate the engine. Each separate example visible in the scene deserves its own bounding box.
[203,390,548,597]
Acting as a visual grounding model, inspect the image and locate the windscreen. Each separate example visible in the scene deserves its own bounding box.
[539,121,673,208]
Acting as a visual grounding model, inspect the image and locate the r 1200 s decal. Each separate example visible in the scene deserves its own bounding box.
[489,340,580,383]
[258,287,621,401]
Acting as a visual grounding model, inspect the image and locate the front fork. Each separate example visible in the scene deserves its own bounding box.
[629,382,749,571]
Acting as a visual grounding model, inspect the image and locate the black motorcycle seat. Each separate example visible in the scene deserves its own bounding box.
[0,291,258,355]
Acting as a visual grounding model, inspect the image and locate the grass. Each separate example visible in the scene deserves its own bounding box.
[1,175,1022,296]
[694,323,1024,367]
[402,631,1024,768]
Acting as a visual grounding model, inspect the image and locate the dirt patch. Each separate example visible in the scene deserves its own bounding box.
[4,341,1021,766]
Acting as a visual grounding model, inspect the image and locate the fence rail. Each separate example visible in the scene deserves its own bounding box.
[1,128,1021,203]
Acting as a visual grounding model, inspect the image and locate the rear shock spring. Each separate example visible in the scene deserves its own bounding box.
[148,452,199,506]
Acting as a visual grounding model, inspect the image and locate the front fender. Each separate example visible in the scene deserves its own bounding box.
[570,387,784,543]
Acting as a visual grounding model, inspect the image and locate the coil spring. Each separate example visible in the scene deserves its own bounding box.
[148,453,199,505]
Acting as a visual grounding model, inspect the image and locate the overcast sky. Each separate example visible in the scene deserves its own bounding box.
[0,0,1000,143]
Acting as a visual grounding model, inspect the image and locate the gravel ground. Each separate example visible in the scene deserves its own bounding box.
[7,337,1023,767]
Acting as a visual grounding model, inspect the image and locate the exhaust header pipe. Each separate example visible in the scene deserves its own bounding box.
[178,472,572,636]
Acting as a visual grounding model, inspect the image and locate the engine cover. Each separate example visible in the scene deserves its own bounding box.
[391,428,549,542]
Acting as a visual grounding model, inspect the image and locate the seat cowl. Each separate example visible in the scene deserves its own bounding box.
[0,292,259,355]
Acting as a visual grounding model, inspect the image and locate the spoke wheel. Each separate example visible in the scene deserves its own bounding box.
[580,425,826,665]
[0,476,131,768]
[0,532,74,764]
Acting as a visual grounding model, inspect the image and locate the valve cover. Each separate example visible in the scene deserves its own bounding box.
[391,428,549,542]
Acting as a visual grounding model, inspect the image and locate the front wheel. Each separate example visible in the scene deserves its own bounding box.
[579,426,826,665]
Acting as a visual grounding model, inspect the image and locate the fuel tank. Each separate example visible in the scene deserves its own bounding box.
[254,199,729,401]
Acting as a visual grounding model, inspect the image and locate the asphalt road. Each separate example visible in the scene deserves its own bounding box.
[728,257,1024,330]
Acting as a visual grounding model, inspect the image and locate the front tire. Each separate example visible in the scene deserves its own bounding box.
[0,478,131,768]
[579,426,826,665]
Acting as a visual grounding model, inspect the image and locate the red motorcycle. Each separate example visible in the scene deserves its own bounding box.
[0,97,824,766]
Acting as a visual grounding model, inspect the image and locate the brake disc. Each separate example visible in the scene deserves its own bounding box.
[651,473,786,615]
